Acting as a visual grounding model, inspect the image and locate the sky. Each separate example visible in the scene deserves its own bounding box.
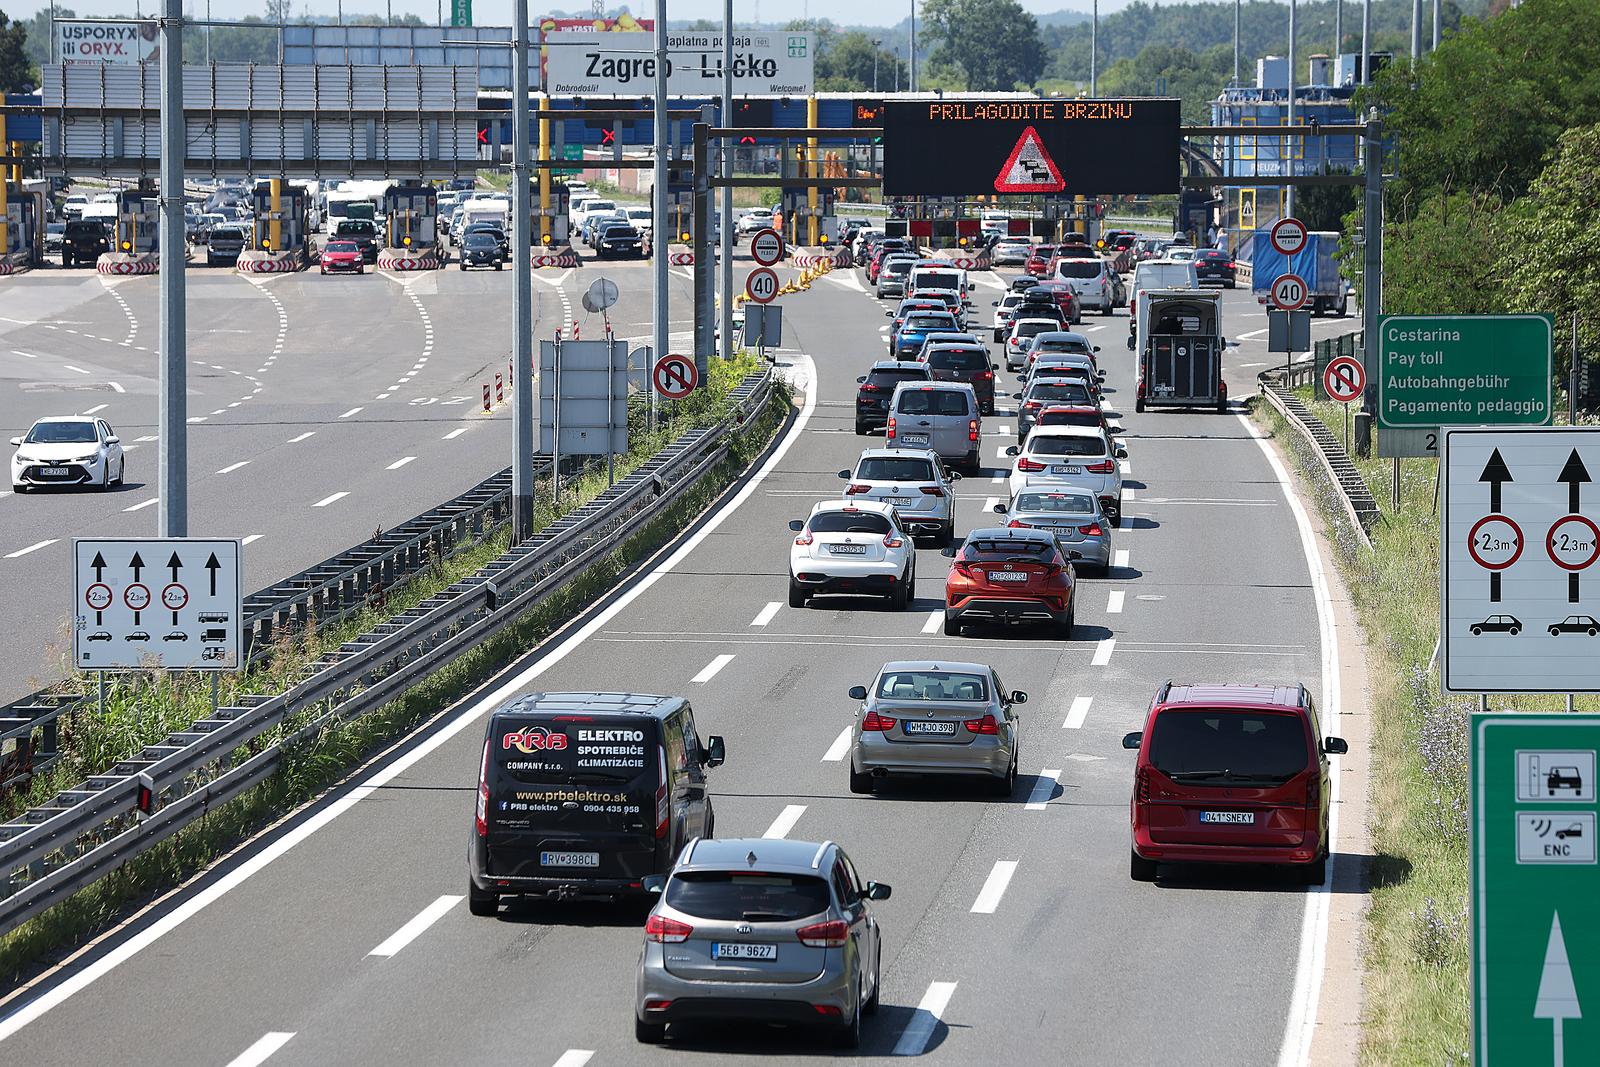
[22,0,1145,30]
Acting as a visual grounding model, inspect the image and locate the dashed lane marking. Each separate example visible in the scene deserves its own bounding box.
[367,895,463,958]
[970,860,1019,914]
[1092,638,1116,666]
[223,1032,296,1067]
[691,653,735,684]
[1063,696,1092,729]
[892,981,958,1056]
[1024,769,1061,811]
[762,804,806,840]
[750,602,780,627]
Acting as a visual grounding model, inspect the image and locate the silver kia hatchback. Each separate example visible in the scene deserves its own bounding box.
[635,837,891,1048]
[992,485,1113,574]
[848,660,1025,796]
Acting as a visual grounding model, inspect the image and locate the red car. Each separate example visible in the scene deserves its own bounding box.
[1122,682,1347,884]
[1035,404,1116,436]
[1024,244,1057,277]
[320,240,365,275]
[942,527,1078,637]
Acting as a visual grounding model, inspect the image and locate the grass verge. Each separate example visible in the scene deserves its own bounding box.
[0,383,788,989]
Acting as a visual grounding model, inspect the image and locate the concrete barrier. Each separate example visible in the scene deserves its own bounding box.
[96,252,159,276]
[376,250,441,271]
[530,247,580,268]
[793,246,853,270]
[238,250,306,274]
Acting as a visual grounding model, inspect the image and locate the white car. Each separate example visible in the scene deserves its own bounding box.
[736,209,771,236]
[11,415,126,492]
[1005,317,1061,372]
[991,292,1027,342]
[991,239,1032,266]
[1005,426,1125,523]
[1054,257,1121,315]
[787,499,916,610]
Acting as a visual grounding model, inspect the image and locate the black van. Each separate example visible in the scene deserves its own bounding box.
[468,692,725,915]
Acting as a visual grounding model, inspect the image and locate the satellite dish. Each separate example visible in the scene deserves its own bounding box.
[582,277,620,314]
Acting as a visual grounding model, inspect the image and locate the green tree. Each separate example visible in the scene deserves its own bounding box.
[0,8,34,93]
[1360,189,1507,318]
[922,0,1048,90]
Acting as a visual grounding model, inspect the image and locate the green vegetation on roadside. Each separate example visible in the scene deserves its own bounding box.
[0,361,787,986]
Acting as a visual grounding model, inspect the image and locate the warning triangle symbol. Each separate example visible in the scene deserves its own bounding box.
[993,125,1066,194]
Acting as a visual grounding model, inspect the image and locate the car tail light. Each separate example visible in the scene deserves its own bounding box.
[1226,261,1235,269]
[1137,766,1151,803]
[475,739,490,837]
[1006,519,1031,528]
[1085,459,1115,473]
[812,1004,844,1019]
[1023,401,1042,413]
[859,382,879,392]
[1307,772,1320,811]
[886,416,897,440]
[1078,522,1104,536]
[920,486,945,497]
[977,370,993,381]
[655,748,669,839]
[969,419,979,442]
[1017,457,1045,472]
[846,483,872,495]
[883,533,904,549]
[862,710,897,731]
[643,999,674,1012]
[644,914,693,943]
[794,529,813,546]
[1042,564,1063,578]
[952,560,976,580]
[797,919,850,947]
[964,714,999,734]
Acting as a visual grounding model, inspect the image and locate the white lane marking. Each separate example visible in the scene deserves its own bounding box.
[312,492,350,508]
[750,601,780,627]
[1243,412,1344,1067]
[1239,327,1269,340]
[62,364,89,375]
[1114,548,1130,569]
[367,895,463,958]
[921,609,942,634]
[224,1032,296,1067]
[443,428,468,440]
[81,403,108,415]
[1107,590,1125,614]
[241,534,264,546]
[551,1053,595,1067]
[970,860,1019,914]
[1024,769,1060,810]
[1081,323,1106,332]
[288,432,315,443]
[0,354,823,1043]
[1120,458,1132,474]
[1241,361,1268,368]
[691,653,735,684]
[11,349,37,358]
[1063,696,1092,729]
[893,981,958,1056]
[982,496,1000,513]
[216,461,249,475]
[134,435,157,443]
[123,498,158,512]
[186,416,207,424]
[4,539,58,559]
[1124,486,1137,501]
[762,804,806,840]
[1092,638,1116,666]
[386,456,417,471]
[822,726,852,762]
[338,407,363,419]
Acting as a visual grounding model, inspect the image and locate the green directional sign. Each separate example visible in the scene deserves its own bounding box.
[450,0,471,27]
[1472,713,1600,1065]
[1378,314,1553,430]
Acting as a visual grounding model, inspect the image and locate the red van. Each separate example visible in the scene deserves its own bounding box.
[1121,682,1346,884]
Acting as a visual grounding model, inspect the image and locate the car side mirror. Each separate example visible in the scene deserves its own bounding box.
[949,471,962,481]
[885,310,894,317]
[940,545,957,558]
[1012,690,1028,704]
[1011,393,1023,400]
[642,874,666,894]
[705,735,726,766]
[991,301,999,307]
[1323,737,1349,756]
[992,502,1007,514]
[837,469,851,479]
[1093,345,1101,352]
[8,437,20,446]
[1116,447,1128,459]
[1122,731,1143,750]
[1005,446,1019,457]
[1226,340,1241,348]
[856,375,867,383]
[788,519,804,532]
[865,881,892,901]
[847,685,868,700]
[105,435,120,445]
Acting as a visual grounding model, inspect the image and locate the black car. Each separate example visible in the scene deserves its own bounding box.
[458,232,504,271]
[923,343,998,415]
[1194,249,1238,288]
[1470,614,1522,635]
[467,691,725,915]
[61,220,110,268]
[332,219,380,263]
[1548,615,1600,636]
[596,222,643,259]
[855,359,933,435]
[462,222,510,258]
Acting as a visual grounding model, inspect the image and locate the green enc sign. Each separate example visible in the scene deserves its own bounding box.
[1378,314,1553,429]
[450,0,471,27]
[1472,714,1600,1066]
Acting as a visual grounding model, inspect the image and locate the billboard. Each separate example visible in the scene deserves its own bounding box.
[55,19,159,65]
[882,98,1181,197]
[544,30,814,95]
[539,15,653,85]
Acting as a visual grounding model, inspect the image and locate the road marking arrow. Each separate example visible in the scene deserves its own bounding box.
[91,551,106,583]
[1534,912,1581,1067]
[128,551,144,582]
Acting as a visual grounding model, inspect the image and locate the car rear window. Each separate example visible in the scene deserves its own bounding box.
[1014,320,1055,339]
[1015,491,1095,514]
[1029,435,1105,457]
[926,349,989,371]
[1027,382,1092,404]
[491,718,652,783]
[962,538,1055,561]
[666,871,831,921]
[884,261,913,276]
[874,670,989,701]
[866,368,929,388]
[914,272,961,290]
[905,314,956,330]
[810,511,892,535]
[1031,246,1056,258]
[1147,710,1311,783]
[895,389,969,416]
[1034,341,1093,356]
[1056,260,1103,279]
[857,457,935,481]
[1038,409,1102,429]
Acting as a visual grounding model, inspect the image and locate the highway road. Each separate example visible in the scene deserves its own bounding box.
[0,257,698,701]
[0,255,1359,1064]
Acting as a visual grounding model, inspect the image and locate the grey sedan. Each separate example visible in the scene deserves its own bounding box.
[635,837,889,1048]
[848,661,1025,796]
[992,485,1113,574]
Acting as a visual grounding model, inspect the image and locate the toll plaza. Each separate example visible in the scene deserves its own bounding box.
[238,181,310,274]
[382,184,438,262]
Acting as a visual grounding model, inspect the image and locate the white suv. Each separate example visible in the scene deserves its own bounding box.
[788,500,916,610]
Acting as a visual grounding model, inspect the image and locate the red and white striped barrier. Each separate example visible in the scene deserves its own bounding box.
[531,249,580,268]
[932,251,992,272]
[377,250,441,271]
[97,253,159,276]
[793,247,854,270]
[237,252,303,274]
[0,260,18,277]
[668,251,694,266]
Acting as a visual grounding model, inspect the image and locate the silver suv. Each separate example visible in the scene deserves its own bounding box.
[635,837,890,1048]
[839,447,959,546]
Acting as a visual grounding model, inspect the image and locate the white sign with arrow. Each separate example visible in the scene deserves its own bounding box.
[72,538,243,671]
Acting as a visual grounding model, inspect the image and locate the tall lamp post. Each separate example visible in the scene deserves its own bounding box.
[872,39,881,92]
[908,0,917,93]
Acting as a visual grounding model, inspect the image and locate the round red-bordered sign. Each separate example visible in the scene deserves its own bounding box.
[1270,216,1308,256]
[123,583,151,611]
[161,583,189,611]
[1270,273,1309,311]
[654,354,698,400]
[1324,355,1365,403]
[85,583,113,612]
[745,267,779,304]
[750,228,784,267]
[1547,514,1600,571]
[1468,514,1524,571]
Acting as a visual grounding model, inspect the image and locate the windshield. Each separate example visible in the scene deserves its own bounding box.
[810,511,892,535]
[325,242,359,253]
[1016,491,1095,514]
[1039,409,1102,429]
[25,421,98,444]
[895,389,969,416]
[874,670,989,701]
[1030,246,1055,259]
[335,221,375,236]
[1035,341,1093,356]
[857,457,936,481]
[465,235,497,247]
[1056,260,1103,279]
[666,871,830,922]
[926,349,989,371]
[211,228,243,239]
[962,538,1054,561]
[1029,435,1105,458]
[1148,710,1310,783]
[585,200,616,213]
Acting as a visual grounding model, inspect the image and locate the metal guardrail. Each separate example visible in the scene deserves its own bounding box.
[0,695,81,792]
[0,370,777,936]
[1258,366,1378,550]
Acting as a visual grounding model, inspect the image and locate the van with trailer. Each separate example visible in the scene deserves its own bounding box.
[1133,289,1230,413]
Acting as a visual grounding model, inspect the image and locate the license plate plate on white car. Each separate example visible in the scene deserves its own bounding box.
[830,544,867,555]
[901,434,929,445]
[1050,465,1083,475]
[712,942,778,960]
[988,571,1029,582]
[903,720,957,735]
[1198,812,1255,825]
[539,850,600,867]
[40,466,68,476]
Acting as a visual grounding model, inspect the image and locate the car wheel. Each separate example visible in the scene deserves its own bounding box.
[864,948,882,1015]
[1226,280,1236,289]
[1129,849,1158,882]
[495,262,503,271]
[635,1017,667,1044]
[891,570,911,610]
[939,520,955,548]
[113,458,125,486]
[97,463,111,491]
[991,758,1016,797]
[1472,626,1483,636]
[788,578,809,608]
[467,881,498,917]
[1298,853,1328,886]
[1055,607,1075,640]
[849,764,875,795]
[1510,626,1521,635]
[943,612,961,637]
[964,450,980,473]
[1550,627,1560,636]
[1589,628,1597,637]
[854,419,868,436]
[834,989,862,1049]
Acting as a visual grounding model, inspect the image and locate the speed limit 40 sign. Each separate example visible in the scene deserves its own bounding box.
[1270,273,1309,311]
[745,267,779,304]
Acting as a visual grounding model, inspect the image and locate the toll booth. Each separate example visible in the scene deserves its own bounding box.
[3,190,46,262]
[382,184,437,252]
[780,189,838,248]
[112,190,158,255]
[250,182,310,255]
[539,178,573,245]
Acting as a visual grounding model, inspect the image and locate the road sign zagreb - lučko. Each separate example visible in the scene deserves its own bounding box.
[1378,314,1553,428]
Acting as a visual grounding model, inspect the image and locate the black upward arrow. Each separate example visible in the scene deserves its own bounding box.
[91,552,106,582]
[167,551,182,583]
[1558,449,1590,515]
[128,551,144,582]
[1480,449,1513,513]
[205,553,221,597]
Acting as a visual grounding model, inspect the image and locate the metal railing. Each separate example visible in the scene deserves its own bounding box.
[0,370,777,936]
[1258,366,1378,549]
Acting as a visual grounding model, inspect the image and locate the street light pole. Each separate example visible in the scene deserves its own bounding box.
[652,0,670,402]
[1091,0,1098,95]
[511,0,534,538]
[908,0,917,94]
[1286,0,1297,219]
[719,0,734,361]
[1361,0,1371,82]
[1233,0,1240,85]
[158,0,187,538]
[1335,0,1343,61]
[872,40,880,93]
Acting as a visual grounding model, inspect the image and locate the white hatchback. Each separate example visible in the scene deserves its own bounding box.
[788,500,916,610]
[11,415,126,491]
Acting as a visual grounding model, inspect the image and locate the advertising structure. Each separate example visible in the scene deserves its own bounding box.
[543,30,814,95]
[55,19,159,65]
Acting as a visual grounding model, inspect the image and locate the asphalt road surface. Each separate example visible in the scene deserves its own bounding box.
[0,256,1358,1065]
